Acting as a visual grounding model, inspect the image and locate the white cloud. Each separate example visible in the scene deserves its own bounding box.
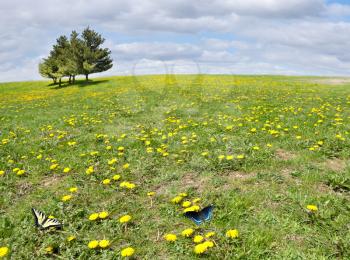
[0,0,350,82]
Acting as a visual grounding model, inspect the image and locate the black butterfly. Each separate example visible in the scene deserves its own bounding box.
[32,208,63,230]
[184,205,213,225]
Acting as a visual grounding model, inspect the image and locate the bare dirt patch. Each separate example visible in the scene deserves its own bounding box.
[225,171,254,181]
[154,172,210,195]
[16,181,33,196]
[42,174,64,187]
[180,172,210,192]
[325,158,347,172]
[275,149,296,160]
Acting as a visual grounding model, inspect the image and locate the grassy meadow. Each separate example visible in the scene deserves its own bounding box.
[0,75,349,259]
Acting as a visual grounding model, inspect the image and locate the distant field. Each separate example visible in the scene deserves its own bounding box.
[0,75,349,259]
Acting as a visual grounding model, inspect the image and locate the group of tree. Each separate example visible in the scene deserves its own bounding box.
[39,27,113,86]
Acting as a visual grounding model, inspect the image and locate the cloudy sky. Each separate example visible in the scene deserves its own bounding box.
[0,0,350,82]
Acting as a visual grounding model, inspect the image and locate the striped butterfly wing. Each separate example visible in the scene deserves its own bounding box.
[32,208,47,228]
[41,218,62,229]
[32,208,62,229]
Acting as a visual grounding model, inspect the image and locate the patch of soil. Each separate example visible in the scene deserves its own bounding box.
[16,182,33,196]
[275,149,296,160]
[225,171,253,180]
[42,174,64,187]
[325,158,347,172]
[180,172,210,192]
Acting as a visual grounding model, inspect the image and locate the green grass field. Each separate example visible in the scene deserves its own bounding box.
[0,75,349,259]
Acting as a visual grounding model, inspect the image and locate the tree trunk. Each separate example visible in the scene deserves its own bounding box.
[72,75,75,84]
[69,75,72,84]
[85,74,89,81]
[53,78,57,84]
[59,78,62,87]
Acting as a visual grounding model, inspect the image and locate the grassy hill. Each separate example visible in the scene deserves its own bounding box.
[0,75,349,259]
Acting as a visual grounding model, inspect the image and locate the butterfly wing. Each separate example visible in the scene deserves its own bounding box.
[41,218,62,229]
[184,211,203,225]
[32,208,62,229]
[32,208,47,228]
[200,205,213,221]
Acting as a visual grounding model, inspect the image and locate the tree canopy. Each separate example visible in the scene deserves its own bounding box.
[39,27,113,86]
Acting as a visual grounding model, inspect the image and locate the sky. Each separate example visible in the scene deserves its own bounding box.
[1,0,350,82]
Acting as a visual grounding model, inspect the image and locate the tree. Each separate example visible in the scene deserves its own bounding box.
[49,35,71,87]
[67,31,82,84]
[81,27,113,80]
[38,56,59,84]
[38,27,113,84]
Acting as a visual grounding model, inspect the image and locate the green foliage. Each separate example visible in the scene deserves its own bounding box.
[38,57,59,84]
[38,27,113,85]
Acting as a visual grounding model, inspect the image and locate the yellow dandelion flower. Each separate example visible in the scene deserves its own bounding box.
[192,198,201,203]
[88,240,99,249]
[179,193,188,197]
[69,187,78,193]
[89,213,99,221]
[181,228,194,237]
[194,243,208,254]
[85,166,94,175]
[226,229,239,239]
[61,195,72,202]
[99,211,109,219]
[164,233,177,242]
[113,174,121,181]
[147,191,155,196]
[122,163,130,169]
[205,232,215,238]
[202,241,214,248]
[306,205,318,212]
[67,236,76,242]
[102,179,111,185]
[45,246,53,254]
[226,155,234,160]
[0,247,9,257]
[108,158,117,165]
[99,240,110,248]
[120,181,136,189]
[193,235,204,243]
[50,164,58,170]
[171,196,183,204]
[119,215,132,223]
[63,167,70,173]
[0,171,4,176]
[182,201,191,208]
[121,247,135,257]
[236,154,245,159]
[218,155,225,160]
[16,170,25,176]
[183,205,200,213]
